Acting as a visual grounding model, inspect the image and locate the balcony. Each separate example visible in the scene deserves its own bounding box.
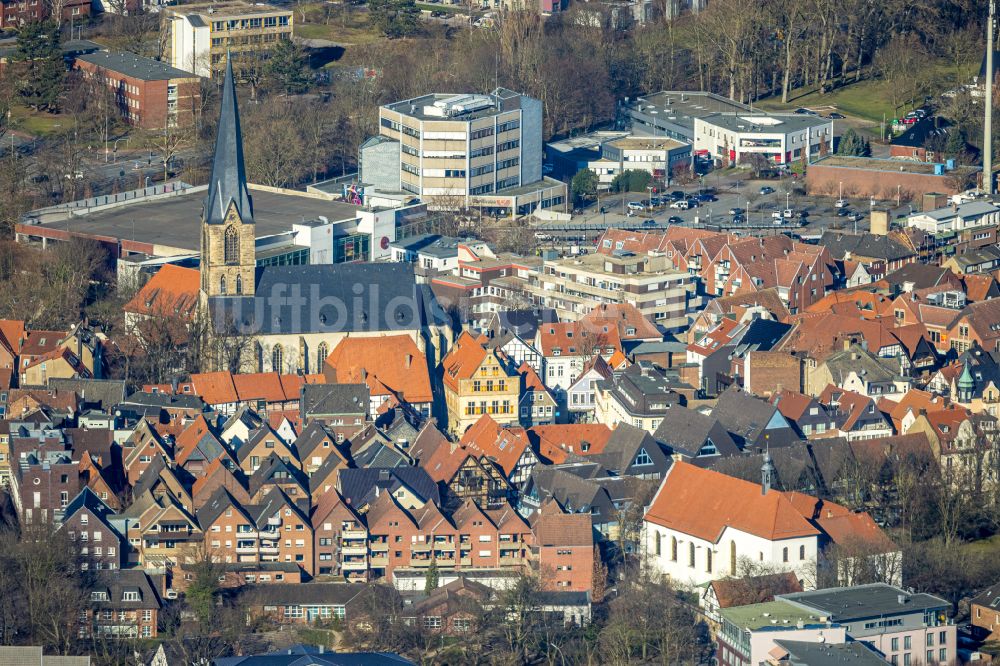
[499,556,522,566]
[412,542,431,552]
[370,555,388,566]
[410,559,432,568]
[341,546,367,556]
[342,560,368,571]
[369,542,389,552]
[460,557,471,566]
[343,529,367,539]
[236,546,257,554]
[267,517,281,527]
[259,546,279,555]
[258,529,279,540]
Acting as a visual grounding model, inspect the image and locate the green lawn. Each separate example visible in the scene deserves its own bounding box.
[757,63,978,125]
[293,7,382,45]
[963,534,1000,557]
[416,2,466,12]
[9,104,67,137]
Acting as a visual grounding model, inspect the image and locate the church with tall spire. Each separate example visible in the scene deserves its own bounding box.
[200,56,256,305]
[197,63,452,374]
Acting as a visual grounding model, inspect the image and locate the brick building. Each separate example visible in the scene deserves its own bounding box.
[531,501,594,593]
[806,155,980,199]
[0,0,90,30]
[60,488,125,571]
[84,570,161,639]
[75,51,201,129]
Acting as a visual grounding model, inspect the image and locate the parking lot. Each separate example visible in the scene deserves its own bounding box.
[534,171,917,245]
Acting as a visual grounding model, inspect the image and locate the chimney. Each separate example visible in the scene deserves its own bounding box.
[405,354,413,369]
[360,368,368,381]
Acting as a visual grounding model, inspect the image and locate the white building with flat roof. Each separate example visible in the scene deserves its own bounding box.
[693,113,833,167]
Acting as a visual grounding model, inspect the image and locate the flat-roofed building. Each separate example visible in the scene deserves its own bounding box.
[625,91,751,143]
[523,251,695,330]
[364,88,567,215]
[163,1,293,78]
[693,113,833,167]
[75,51,201,129]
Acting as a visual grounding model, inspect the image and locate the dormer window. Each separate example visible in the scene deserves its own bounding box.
[122,590,140,602]
[91,591,108,601]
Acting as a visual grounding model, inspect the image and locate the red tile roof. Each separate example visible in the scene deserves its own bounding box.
[645,462,820,543]
[441,331,490,393]
[528,424,613,464]
[459,414,530,477]
[124,264,200,318]
[325,335,432,405]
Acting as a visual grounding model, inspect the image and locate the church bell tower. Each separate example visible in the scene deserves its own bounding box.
[200,55,255,301]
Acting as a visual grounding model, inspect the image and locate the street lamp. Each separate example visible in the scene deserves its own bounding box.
[112,138,128,164]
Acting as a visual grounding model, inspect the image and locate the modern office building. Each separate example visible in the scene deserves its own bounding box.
[361,89,567,216]
[693,113,834,167]
[625,91,751,143]
[163,1,293,78]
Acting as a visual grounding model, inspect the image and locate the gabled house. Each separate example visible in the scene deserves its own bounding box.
[192,457,250,510]
[711,386,801,452]
[517,362,559,426]
[247,453,310,504]
[323,335,434,418]
[337,467,441,512]
[807,344,910,400]
[770,390,837,439]
[528,424,614,464]
[294,421,347,475]
[566,354,613,419]
[531,500,595,593]
[441,331,521,434]
[457,414,539,487]
[652,407,742,460]
[594,362,690,433]
[311,490,368,581]
[300,384,370,441]
[174,415,232,477]
[587,423,672,480]
[59,487,125,571]
[536,321,622,394]
[84,570,161,639]
[121,488,201,566]
[237,425,300,475]
[818,386,894,441]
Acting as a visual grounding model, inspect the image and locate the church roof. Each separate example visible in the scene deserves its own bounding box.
[203,54,253,226]
[208,264,444,335]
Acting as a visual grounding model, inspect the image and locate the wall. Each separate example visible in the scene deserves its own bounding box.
[806,164,968,199]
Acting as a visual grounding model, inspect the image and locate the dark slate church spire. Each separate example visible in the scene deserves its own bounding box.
[203,54,253,225]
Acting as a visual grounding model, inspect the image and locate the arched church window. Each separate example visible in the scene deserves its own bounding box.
[271,344,283,373]
[224,226,239,264]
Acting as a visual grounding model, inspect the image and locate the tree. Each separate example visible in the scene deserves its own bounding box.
[838,128,871,156]
[266,38,311,95]
[424,557,439,593]
[368,0,421,38]
[11,21,65,112]
[571,168,598,205]
[609,169,652,193]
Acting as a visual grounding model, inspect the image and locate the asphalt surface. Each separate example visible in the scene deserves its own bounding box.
[535,171,915,244]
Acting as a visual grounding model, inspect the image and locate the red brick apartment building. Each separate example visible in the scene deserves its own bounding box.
[74,51,201,129]
[1,0,89,30]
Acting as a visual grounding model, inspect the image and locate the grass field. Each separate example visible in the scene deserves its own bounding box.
[293,7,382,45]
[757,63,978,125]
[9,105,67,137]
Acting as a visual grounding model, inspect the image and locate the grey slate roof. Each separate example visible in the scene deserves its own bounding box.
[971,583,1000,610]
[819,230,915,262]
[62,487,118,529]
[204,55,253,226]
[337,467,439,507]
[301,383,368,417]
[120,391,204,411]
[48,378,126,411]
[773,640,889,666]
[209,265,445,335]
[352,441,409,469]
[90,570,161,610]
[247,453,308,498]
[653,407,740,457]
[76,51,196,81]
[711,387,801,450]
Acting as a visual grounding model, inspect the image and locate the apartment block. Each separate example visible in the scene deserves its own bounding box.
[524,252,694,331]
[364,89,566,214]
[75,51,201,130]
[164,1,293,78]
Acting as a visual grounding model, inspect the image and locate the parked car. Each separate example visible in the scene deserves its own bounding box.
[729,207,745,216]
[835,199,849,208]
[848,212,864,222]
[667,216,683,224]
[697,193,716,202]
[669,190,686,200]
[771,210,784,220]
[627,201,646,211]
[649,197,663,207]
[671,200,691,210]
[827,112,845,119]
[794,108,818,116]
[759,186,775,195]
[686,198,701,208]
[782,209,793,218]
[732,214,747,224]
[641,219,657,228]
[534,232,552,241]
